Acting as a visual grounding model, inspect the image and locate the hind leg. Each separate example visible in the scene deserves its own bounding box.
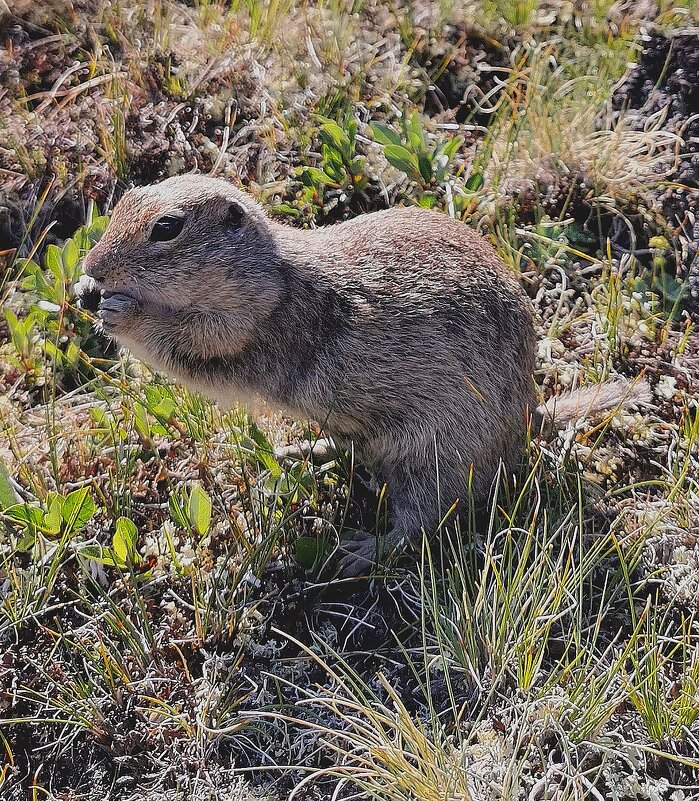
[338,455,462,577]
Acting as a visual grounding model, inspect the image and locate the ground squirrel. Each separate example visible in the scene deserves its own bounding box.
[79,175,648,575]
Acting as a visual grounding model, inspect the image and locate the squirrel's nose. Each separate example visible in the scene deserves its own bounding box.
[82,248,106,281]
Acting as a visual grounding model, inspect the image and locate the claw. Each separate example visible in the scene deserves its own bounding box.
[337,554,370,577]
[340,530,376,552]
[75,275,102,313]
[337,533,379,577]
[338,551,375,577]
[335,527,408,577]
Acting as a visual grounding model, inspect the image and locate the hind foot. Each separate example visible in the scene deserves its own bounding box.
[337,529,406,577]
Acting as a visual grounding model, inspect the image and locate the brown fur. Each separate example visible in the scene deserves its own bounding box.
[534,378,652,435]
[81,175,647,575]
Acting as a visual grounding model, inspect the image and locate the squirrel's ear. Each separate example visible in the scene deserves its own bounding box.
[226,200,245,228]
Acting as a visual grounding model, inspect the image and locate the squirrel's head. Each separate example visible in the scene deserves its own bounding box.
[83,175,281,313]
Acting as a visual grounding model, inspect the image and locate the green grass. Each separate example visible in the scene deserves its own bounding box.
[1,0,698,798]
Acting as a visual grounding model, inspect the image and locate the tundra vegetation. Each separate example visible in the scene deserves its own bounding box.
[0,1,698,799]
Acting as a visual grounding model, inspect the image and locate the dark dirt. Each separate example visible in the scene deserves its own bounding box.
[419,24,513,129]
[0,7,270,256]
[610,32,699,307]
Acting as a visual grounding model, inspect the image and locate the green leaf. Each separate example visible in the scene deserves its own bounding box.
[20,274,36,292]
[346,116,357,144]
[17,528,37,552]
[322,144,345,168]
[25,262,53,301]
[417,152,433,183]
[62,238,80,280]
[318,120,349,156]
[72,228,89,253]
[270,204,300,217]
[133,402,151,440]
[89,406,109,427]
[654,273,686,304]
[43,493,64,536]
[65,342,82,367]
[465,170,484,192]
[323,164,345,185]
[294,536,329,569]
[248,423,282,477]
[407,111,425,152]
[19,259,42,288]
[79,545,123,567]
[350,155,366,175]
[370,122,402,147]
[153,397,177,422]
[300,166,337,187]
[442,135,464,161]
[42,339,64,365]
[169,493,189,529]
[14,257,35,275]
[0,457,19,510]
[3,504,43,527]
[86,216,109,243]
[45,244,65,284]
[258,448,282,477]
[383,145,422,181]
[188,485,211,536]
[4,310,26,355]
[61,487,96,534]
[144,385,164,406]
[565,221,598,247]
[113,517,137,564]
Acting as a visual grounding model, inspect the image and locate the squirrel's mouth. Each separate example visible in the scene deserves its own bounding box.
[75,276,142,313]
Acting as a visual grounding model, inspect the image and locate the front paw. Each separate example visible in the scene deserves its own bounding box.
[98,293,140,335]
[75,275,102,313]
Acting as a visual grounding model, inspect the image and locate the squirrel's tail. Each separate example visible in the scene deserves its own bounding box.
[533,378,652,436]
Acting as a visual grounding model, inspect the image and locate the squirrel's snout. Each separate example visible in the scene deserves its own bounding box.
[82,250,100,279]
[82,248,107,281]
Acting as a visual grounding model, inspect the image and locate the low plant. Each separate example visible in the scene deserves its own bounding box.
[3,206,113,388]
[370,111,464,207]
[281,114,369,222]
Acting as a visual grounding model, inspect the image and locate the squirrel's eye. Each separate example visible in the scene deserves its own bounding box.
[150,215,185,242]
